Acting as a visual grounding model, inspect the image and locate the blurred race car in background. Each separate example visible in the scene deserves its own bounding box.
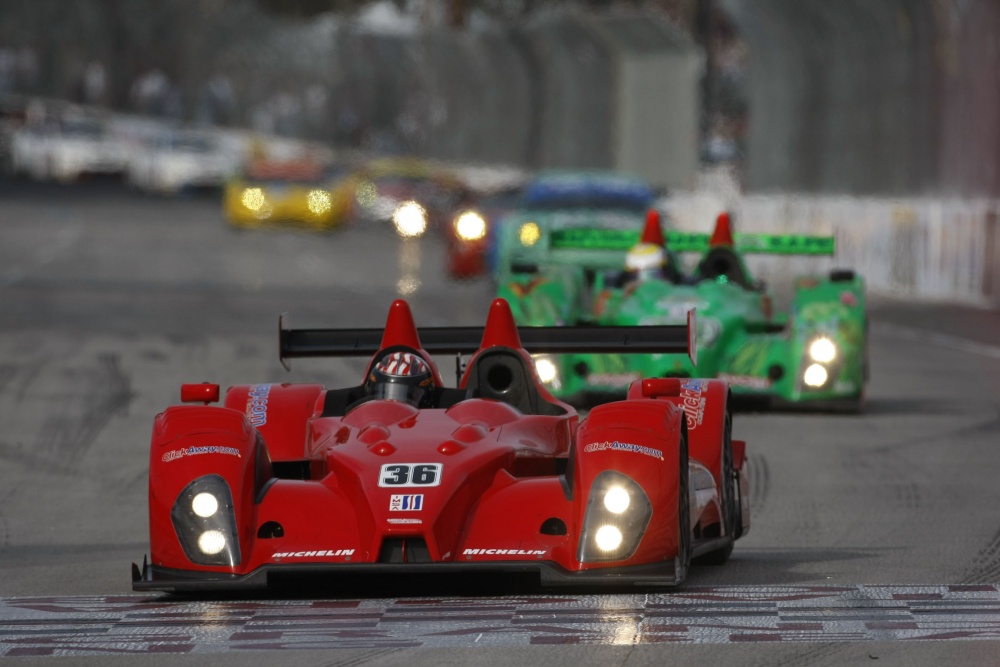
[127,128,240,195]
[9,111,129,182]
[343,156,468,238]
[445,182,526,279]
[132,297,749,592]
[501,211,869,412]
[492,169,657,284]
[0,95,29,171]
[224,157,350,231]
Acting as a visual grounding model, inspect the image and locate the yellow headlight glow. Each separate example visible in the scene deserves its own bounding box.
[241,187,265,211]
[307,189,332,215]
[519,222,541,246]
[355,180,376,207]
[454,210,487,241]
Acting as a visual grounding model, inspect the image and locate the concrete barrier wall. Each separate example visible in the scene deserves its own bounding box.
[373,9,703,189]
[722,0,1000,197]
[0,5,702,190]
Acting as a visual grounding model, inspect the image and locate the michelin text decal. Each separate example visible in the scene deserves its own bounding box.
[463,548,546,556]
[272,549,354,559]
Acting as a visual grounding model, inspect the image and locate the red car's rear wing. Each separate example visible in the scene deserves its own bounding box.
[279,310,697,369]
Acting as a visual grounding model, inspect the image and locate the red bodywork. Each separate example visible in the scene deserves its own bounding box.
[135,299,749,592]
[447,231,488,278]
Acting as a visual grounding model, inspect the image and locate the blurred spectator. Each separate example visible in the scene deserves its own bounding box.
[82,60,107,106]
[130,69,170,116]
[0,49,14,93]
[197,74,236,126]
[303,83,328,137]
[17,47,39,92]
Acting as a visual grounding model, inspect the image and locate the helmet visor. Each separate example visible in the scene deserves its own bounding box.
[372,380,427,407]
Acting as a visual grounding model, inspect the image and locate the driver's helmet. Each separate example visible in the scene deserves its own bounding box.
[366,351,434,407]
[623,242,668,284]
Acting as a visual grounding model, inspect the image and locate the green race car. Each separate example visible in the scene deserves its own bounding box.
[499,211,868,412]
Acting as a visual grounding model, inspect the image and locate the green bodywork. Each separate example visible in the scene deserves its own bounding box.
[497,224,868,411]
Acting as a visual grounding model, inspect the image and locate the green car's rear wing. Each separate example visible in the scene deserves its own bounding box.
[549,228,836,255]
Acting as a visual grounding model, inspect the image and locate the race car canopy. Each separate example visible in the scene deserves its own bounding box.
[279,299,695,366]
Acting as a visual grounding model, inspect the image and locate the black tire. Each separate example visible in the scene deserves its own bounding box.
[676,426,691,579]
[696,410,736,565]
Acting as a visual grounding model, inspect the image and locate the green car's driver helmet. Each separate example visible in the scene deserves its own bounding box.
[623,242,669,285]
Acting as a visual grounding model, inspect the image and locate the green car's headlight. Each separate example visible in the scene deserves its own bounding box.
[803,363,829,387]
[532,354,559,385]
[808,336,837,363]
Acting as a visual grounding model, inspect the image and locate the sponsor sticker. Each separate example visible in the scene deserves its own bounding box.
[463,548,547,557]
[162,445,241,462]
[247,384,271,427]
[272,549,354,559]
[390,494,424,511]
[387,518,423,525]
[680,379,707,430]
[583,440,663,459]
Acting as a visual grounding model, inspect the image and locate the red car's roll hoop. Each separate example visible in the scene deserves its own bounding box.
[279,298,697,369]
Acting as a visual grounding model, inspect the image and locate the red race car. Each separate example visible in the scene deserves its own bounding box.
[133,298,749,592]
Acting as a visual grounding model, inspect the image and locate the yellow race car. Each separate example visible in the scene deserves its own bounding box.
[224,158,352,231]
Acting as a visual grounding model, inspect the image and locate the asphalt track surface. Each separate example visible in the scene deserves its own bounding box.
[1,179,1000,665]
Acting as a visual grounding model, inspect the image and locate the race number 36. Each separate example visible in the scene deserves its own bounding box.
[378,463,443,487]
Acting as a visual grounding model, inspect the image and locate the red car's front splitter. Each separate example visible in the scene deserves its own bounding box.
[132,559,682,593]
